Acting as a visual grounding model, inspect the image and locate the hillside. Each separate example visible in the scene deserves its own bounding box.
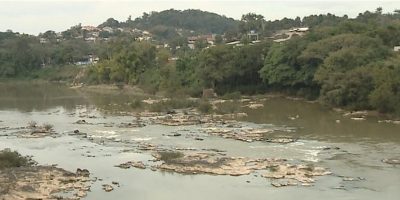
[128,9,238,34]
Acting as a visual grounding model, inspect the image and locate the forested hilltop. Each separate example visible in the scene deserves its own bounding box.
[1,8,400,115]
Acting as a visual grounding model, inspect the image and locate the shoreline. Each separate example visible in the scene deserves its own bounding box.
[1,80,399,120]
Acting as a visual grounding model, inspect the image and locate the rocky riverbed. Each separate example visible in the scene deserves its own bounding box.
[1,82,400,200]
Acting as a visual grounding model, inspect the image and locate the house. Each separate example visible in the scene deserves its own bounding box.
[82,26,99,32]
[168,57,179,62]
[102,27,114,33]
[39,38,48,44]
[394,46,400,52]
[226,41,241,46]
[289,27,309,33]
[273,38,290,43]
[247,30,259,41]
[75,54,99,66]
[85,37,96,42]
[188,43,195,49]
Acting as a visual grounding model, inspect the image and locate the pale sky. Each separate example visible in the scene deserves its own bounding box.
[1,0,399,35]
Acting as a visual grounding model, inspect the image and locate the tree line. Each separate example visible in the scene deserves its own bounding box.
[1,8,400,115]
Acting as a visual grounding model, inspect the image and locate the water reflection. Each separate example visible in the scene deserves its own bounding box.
[1,82,400,143]
[0,82,86,112]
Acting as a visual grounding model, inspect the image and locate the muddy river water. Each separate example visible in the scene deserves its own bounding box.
[0,82,399,200]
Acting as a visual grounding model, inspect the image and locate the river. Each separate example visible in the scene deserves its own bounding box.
[0,82,399,200]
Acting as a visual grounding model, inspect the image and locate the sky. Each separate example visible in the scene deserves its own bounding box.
[1,0,400,35]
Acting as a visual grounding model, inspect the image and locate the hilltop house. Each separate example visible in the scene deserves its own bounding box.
[247,30,259,41]
[187,34,216,49]
[82,26,99,32]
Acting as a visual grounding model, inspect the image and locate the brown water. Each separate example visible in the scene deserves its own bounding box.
[0,82,399,200]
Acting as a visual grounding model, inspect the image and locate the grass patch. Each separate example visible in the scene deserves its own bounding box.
[158,151,184,163]
[148,98,198,112]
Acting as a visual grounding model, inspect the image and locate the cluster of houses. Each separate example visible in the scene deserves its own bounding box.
[187,34,217,49]
[38,25,312,66]
[74,54,100,66]
[80,26,152,42]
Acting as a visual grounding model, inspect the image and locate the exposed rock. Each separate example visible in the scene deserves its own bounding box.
[74,119,89,124]
[137,143,158,151]
[382,158,400,165]
[132,161,146,169]
[142,98,163,105]
[203,127,275,143]
[117,122,145,128]
[153,151,330,187]
[115,161,146,169]
[0,166,91,200]
[102,184,114,192]
[343,111,368,117]
[262,164,331,185]
[265,137,297,144]
[12,124,57,138]
[242,103,264,109]
[76,168,90,177]
[378,120,400,125]
[350,117,366,121]
[112,181,120,187]
[271,180,298,187]
[167,132,182,137]
[155,152,283,176]
[342,177,361,181]
[166,110,177,115]
[152,114,202,126]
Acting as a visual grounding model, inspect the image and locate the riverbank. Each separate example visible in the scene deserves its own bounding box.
[71,83,400,121]
[1,79,399,121]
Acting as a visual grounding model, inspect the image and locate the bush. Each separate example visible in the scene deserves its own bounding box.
[158,151,184,163]
[42,123,54,131]
[197,100,213,114]
[0,149,31,169]
[130,99,143,109]
[28,121,37,128]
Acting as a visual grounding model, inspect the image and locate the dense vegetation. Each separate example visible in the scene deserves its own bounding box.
[1,8,400,115]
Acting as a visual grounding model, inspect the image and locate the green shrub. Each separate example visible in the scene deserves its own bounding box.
[197,100,213,114]
[0,149,31,169]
